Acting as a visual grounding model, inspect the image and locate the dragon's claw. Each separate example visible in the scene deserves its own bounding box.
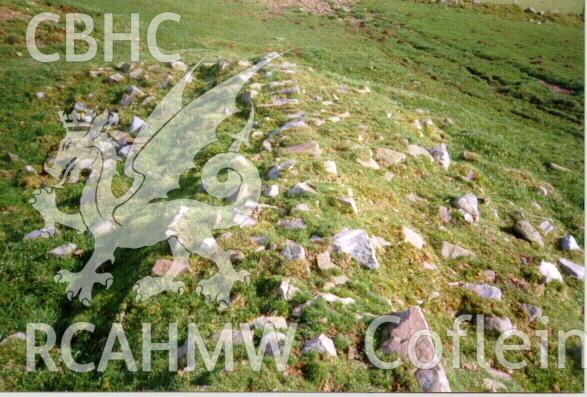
[133,276,185,302]
[196,269,250,305]
[55,269,112,306]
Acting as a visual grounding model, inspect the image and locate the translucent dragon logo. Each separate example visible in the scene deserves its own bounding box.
[29,53,281,306]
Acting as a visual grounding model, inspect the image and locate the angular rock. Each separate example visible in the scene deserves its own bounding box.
[428,144,450,170]
[460,283,502,300]
[332,229,379,270]
[264,184,279,198]
[278,218,306,230]
[250,315,288,330]
[338,196,358,214]
[441,241,474,259]
[403,227,425,249]
[24,226,56,240]
[539,261,563,283]
[316,251,338,271]
[356,158,380,170]
[407,144,433,161]
[323,160,338,176]
[48,243,77,258]
[484,378,507,392]
[269,119,306,137]
[129,116,146,134]
[451,193,479,223]
[278,279,300,301]
[381,306,451,392]
[560,234,580,251]
[439,206,452,224]
[295,203,310,212]
[288,180,317,196]
[107,73,125,83]
[301,334,337,357]
[282,141,320,156]
[539,220,554,235]
[152,258,188,277]
[375,148,406,166]
[293,293,355,317]
[484,316,514,333]
[520,303,542,322]
[259,331,286,357]
[324,275,349,290]
[281,240,306,261]
[115,62,133,73]
[129,68,145,80]
[558,258,584,280]
[169,61,187,71]
[267,160,295,179]
[513,220,543,247]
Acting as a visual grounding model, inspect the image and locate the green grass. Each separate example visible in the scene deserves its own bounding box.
[0,0,584,392]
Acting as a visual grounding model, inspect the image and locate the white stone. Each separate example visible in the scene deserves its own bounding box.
[301,334,337,357]
[323,160,338,176]
[403,227,425,249]
[264,184,279,198]
[332,228,379,269]
[539,261,563,283]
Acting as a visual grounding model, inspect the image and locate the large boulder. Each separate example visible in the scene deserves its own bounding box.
[381,306,451,392]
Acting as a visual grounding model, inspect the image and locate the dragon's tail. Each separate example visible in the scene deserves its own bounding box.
[200,151,262,228]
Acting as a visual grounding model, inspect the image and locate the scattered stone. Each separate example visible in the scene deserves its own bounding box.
[119,85,145,106]
[338,196,358,214]
[230,250,245,264]
[169,61,187,71]
[301,334,337,357]
[451,193,479,223]
[441,241,474,259]
[48,243,77,258]
[484,316,514,333]
[4,152,21,162]
[356,158,380,170]
[332,229,379,270]
[24,226,56,240]
[463,150,480,161]
[295,203,310,212]
[423,262,438,270]
[323,275,349,290]
[259,331,286,357]
[282,140,320,156]
[548,162,570,172]
[486,368,512,381]
[537,186,548,196]
[107,73,125,83]
[0,332,26,346]
[428,144,450,170]
[316,251,338,271]
[484,378,507,392]
[407,144,433,161]
[267,160,295,179]
[384,171,395,182]
[323,160,338,176]
[439,206,452,224]
[558,258,584,280]
[484,269,496,283]
[370,236,392,251]
[293,293,355,316]
[261,140,272,152]
[35,91,46,99]
[459,282,502,300]
[381,306,451,392]
[278,218,307,230]
[520,303,542,322]
[513,220,544,247]
[115,62,133,73]
[250,315,288,330]
[539,261,563,283]
[412,119,423,130]
[264,184,279,198]
[539,220,554,235]
[152,258,189,277]
[403,227,425,249]
[129,68,145,80]
[278,279,300,300]
[374,148,406,166]
[129,116,145,134]
[281,240,306,261]
[23,165,37,174]
[560,234,580,251]
[288,181,317,196]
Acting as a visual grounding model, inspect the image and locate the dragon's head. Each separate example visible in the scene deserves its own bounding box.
[45,105,118,186]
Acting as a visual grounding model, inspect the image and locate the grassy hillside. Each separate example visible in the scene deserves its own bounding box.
[0,0,583,392]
